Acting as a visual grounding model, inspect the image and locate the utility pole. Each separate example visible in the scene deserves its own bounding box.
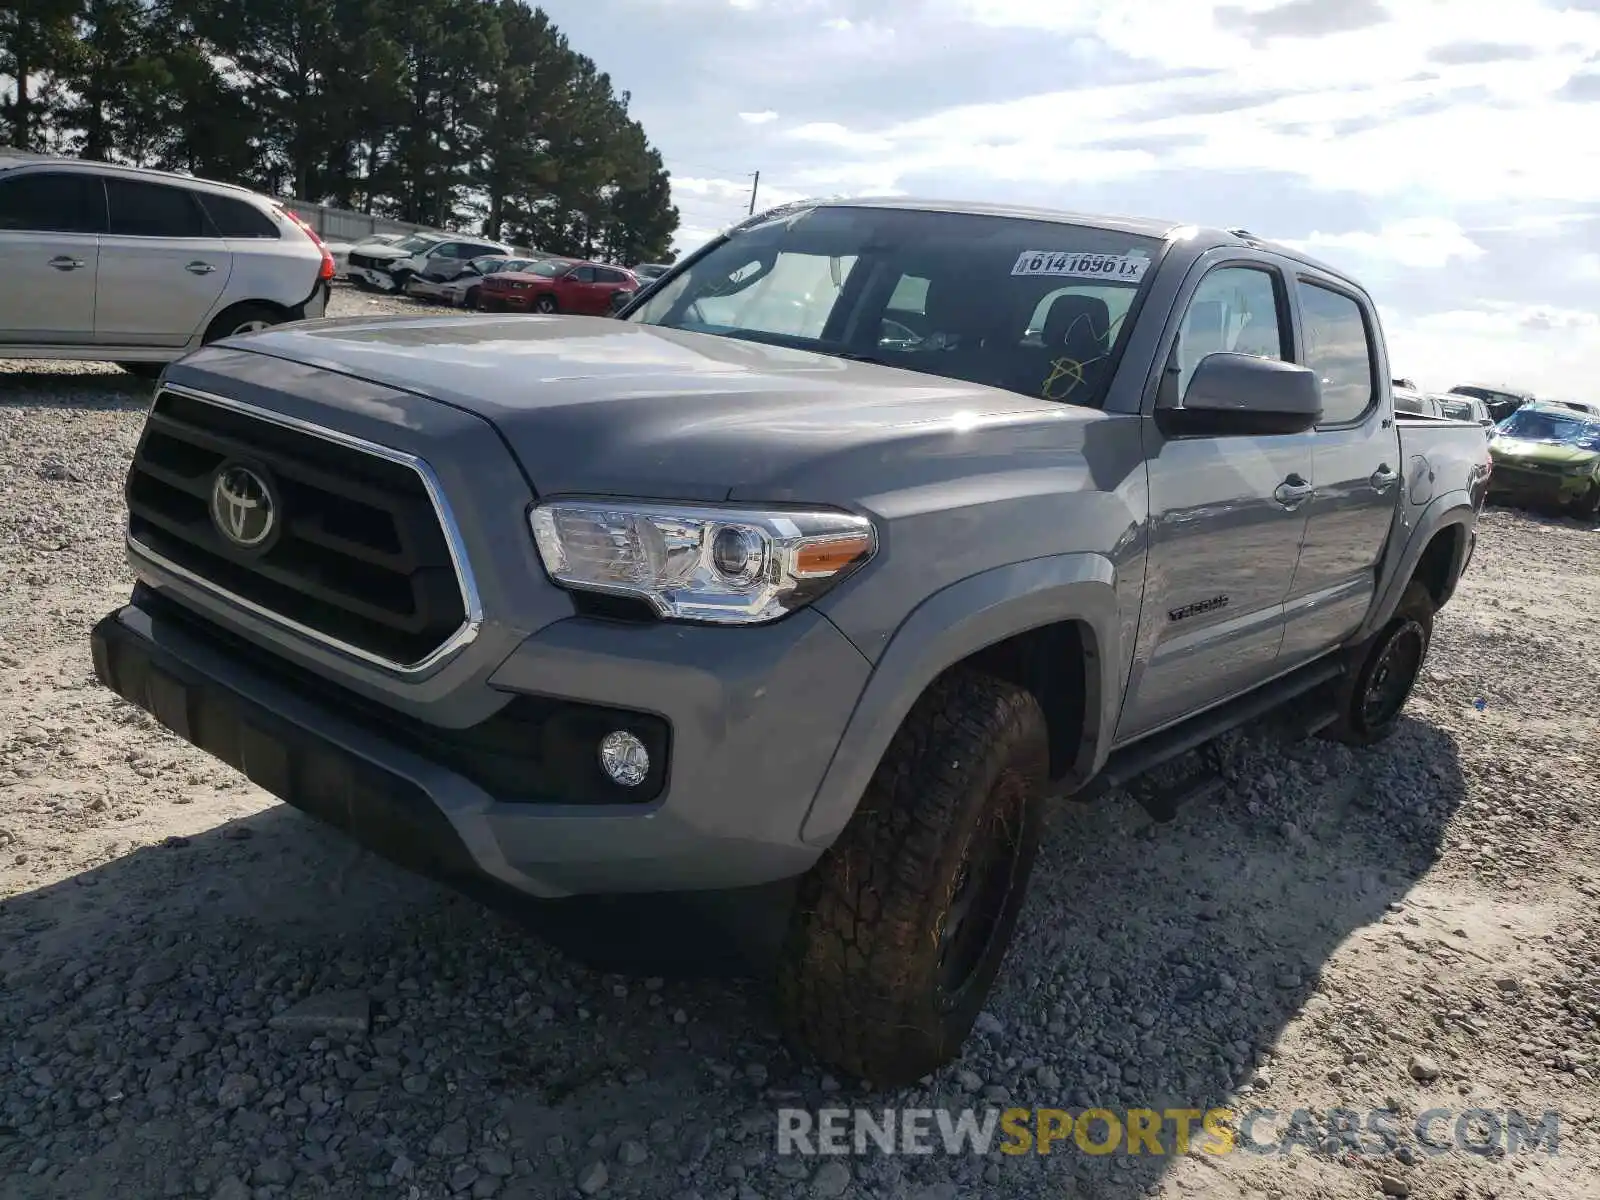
[748,171,760,216]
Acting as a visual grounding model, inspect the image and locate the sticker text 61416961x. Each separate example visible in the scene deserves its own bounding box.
[1011,251,1150,281]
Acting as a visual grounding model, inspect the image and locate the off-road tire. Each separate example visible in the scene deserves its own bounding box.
[202,302,285,345]
[1323,580,1435,747]
[776,670,1048,1084]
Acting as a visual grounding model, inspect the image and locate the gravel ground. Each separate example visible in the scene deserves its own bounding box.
[2,289,1599,1200]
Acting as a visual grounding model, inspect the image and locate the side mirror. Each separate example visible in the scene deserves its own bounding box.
[1160,352,1322,437]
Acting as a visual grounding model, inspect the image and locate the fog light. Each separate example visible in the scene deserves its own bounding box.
[598,730,650,787]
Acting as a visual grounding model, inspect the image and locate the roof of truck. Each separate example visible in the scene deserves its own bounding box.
[747,196,1357,286]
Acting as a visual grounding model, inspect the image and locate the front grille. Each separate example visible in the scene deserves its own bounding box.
[126,388,470,668]
[348,252,388,271]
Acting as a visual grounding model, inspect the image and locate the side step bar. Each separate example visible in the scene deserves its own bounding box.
[1072,656,1347,818]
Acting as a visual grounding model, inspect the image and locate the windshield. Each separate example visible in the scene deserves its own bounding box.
[628,205,1164,407]
[521,260,566,277]
[1498,409,1600,448]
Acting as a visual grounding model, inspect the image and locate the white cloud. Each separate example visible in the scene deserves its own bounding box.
[628,0,1600,390]
[1384,303,1600,399]
[1287,219,1486,272]
[787,122,896,153]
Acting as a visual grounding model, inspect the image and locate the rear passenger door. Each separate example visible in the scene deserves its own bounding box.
[0,170,105,343]
[96,177,232,347]
[1277,275,1401,665]
[1117,257,1314,742]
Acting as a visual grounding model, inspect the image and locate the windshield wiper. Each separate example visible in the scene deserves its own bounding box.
[831,351,889,365]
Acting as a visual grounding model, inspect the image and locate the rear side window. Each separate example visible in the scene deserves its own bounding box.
[597,267,631,284]
[106,179,208,237]
[0,171,105,234]
[1298,281,1377,424]
[197,192,279,238]
[1437,398,1473,421]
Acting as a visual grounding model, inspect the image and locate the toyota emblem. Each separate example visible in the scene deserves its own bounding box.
[209,463,278,549]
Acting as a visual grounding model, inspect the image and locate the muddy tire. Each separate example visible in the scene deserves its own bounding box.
[1324,581,1435,747]
[775,670,1048,1084]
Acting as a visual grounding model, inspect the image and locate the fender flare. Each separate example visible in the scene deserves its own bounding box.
[799,553,1124,846]
[1357,488,1475,640]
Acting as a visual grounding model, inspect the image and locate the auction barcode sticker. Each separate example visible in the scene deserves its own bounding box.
[1011,251,1150,281]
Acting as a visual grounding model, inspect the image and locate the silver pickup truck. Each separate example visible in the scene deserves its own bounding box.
[92,199,1491,1084]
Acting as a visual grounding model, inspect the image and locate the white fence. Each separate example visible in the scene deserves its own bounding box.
[278,199,449,244]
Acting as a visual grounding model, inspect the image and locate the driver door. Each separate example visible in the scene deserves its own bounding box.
[1116,258,1314,742]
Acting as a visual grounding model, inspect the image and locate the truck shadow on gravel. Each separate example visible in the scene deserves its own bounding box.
[0,714,1465,1200]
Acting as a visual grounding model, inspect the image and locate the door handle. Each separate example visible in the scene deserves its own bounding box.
[1274,474,1314,510]
[1369,464,1399,492]
[49,255,86,271]
[185,261,217,275]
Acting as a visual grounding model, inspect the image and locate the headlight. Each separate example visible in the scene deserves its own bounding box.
[1563,459,1598,476]
[529,500,876,624]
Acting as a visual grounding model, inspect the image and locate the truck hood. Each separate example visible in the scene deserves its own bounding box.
[1490,436,1600,466]
[223,313,1091,502]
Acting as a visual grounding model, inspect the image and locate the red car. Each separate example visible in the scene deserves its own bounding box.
[478,259,639,315]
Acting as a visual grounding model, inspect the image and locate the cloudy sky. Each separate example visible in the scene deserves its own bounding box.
[543,0,1600,398]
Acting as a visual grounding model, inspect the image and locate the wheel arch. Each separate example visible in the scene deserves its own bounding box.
[799,553,1125,846]
[1356,491,1476,640]
[202,298,293,345]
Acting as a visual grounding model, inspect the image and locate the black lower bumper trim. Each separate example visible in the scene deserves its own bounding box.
[91,609,479,888]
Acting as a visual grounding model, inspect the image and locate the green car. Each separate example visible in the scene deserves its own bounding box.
[1487,402,1600,516]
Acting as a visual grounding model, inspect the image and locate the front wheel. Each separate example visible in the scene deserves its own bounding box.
[1323,581,1435,747]
[1571,482,1600,519]
[534,294,558,314]
[776,670,1048,1084]
[463,287,482,310]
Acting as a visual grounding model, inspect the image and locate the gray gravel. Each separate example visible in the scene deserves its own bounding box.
[2,292,1598,1198]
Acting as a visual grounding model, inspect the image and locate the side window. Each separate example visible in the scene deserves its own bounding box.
[0,171,105,234]
[431,243,464,259]
[1175,266,1284,396]
[573,266,597,283]
[196,193,279,238]
[1297,280,1376,424]
[599,267,631,285]
[105,179,208,237]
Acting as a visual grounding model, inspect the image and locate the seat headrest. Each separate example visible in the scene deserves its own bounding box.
[1041,294,1112,353]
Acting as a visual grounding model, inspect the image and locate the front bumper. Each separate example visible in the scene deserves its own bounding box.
[1487,463,1594,506]
[93,589,869,898]
[347,265,399,291]
[483,291,533,311]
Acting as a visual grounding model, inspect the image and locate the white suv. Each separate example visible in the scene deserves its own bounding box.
[0,151,332,377]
